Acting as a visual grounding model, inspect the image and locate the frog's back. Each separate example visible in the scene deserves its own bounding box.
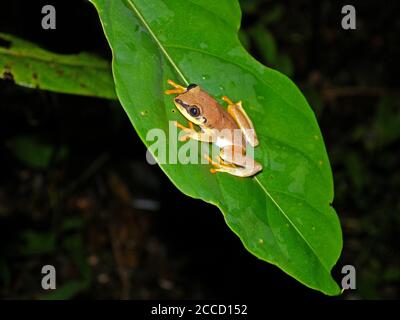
[198,90,239,131]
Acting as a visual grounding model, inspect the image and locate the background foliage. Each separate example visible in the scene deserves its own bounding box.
[0,0,399,299]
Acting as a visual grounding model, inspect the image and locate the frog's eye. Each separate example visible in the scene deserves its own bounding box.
[189,105,200,117]
[186,83,198,91]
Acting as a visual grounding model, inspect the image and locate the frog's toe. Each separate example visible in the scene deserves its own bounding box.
[204,154,219,167]
[174,121,189,131]
[222,95,235,105]
[165,79,186,94]
[204,154,237,175]
[178,133,191,142]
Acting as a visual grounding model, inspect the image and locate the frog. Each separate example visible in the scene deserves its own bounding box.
[165,79,262,177]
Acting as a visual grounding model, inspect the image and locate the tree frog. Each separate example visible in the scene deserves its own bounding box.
[165,80,262,177]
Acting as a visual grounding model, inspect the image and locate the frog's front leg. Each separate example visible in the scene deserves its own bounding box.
[205,146,262,177]
[165,79,187,94]
[174,121,215,143]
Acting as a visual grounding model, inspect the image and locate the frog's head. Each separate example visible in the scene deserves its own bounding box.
[174,84,213,126]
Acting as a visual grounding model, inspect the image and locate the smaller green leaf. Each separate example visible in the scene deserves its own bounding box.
[61,217,85,232]
[262,4,285,25]
[6,135,69,169]
[62,235,92,288]
[0,33,116,99]
[250,26,294,77]
[7,136,55,169]
[276,53,294,78]
[0,259,11,289]
[251,25,278,65]
[238,30,251,51]
[19,231,56,255]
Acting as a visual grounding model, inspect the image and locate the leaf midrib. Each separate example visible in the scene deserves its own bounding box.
[124,0,189,85]
[125,0,331,274]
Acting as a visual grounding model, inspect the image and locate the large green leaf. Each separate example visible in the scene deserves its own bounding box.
[0,33,116,99]
[90,0,342,295]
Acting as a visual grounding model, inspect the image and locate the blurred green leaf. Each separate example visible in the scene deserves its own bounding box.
[238,30,250,51]
[352,97,400,151]
[276,53,294,78]
[371,97,400,149]
[239,0,258,15]
[383,267,400,282]
[344,153,367,190]
[262,4,285,25]
[19,231,56,255]
[61,217,85,232]
[0,33,116,99]
[250,25,294,77]
[7,136,55,168]
[62,235,91,288]
[0,259,11,289]
[251,25,278,65]
[303,87,324,116]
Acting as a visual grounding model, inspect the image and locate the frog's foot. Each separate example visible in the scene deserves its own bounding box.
[204,151,262,177]
[203,154,236,174]
[165,79,186,95]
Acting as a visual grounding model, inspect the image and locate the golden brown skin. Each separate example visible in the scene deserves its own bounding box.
[175,86,239,130]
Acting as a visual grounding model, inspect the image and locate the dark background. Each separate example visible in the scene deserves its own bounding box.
[0,0,399,299]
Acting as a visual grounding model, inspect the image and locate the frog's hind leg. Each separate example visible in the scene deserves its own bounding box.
[204,149,262,178]
[165,79,186,94]
[221,147,262,177]
[204,147,262,177]
[222,96,259,147]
